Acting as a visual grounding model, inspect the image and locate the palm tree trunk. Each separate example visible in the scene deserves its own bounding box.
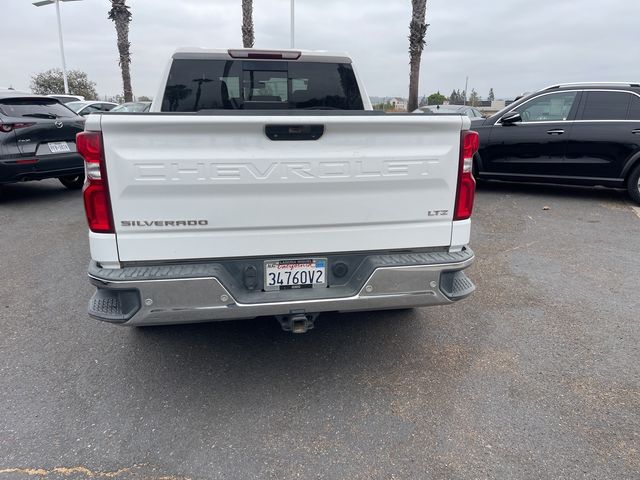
[108,0,133,102]
[242,0,255,48]
[408,0,428,112]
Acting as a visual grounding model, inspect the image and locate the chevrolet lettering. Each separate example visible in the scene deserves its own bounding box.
[133,159,440,182]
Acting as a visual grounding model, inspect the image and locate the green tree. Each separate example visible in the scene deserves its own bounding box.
[488,88,495,102]
[427,91,446,105]
[408,0,428,112]
[469,88,481,107]
[137,95,152,102]
[242,0,254,48]
[30,69,98,99]
[108,0,133,102]
[449,89,464,104]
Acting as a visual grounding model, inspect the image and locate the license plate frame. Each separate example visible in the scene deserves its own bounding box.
[264,258,327,291]
[48,142,71,154]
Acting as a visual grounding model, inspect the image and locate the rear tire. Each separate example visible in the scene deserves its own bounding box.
[627,164,640,205]
[59,174,84,190]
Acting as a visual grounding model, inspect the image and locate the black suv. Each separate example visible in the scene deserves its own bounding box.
[472,83,640,203]
[0,93,85,189]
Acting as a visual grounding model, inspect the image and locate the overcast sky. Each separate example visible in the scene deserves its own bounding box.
[2,0,640,100]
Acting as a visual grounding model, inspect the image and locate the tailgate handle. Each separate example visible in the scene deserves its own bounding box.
[265,124,324,141]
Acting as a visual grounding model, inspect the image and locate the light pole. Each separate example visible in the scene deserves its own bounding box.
[32,0,82,94]
[290,0,295,48]
[464,76,469,106]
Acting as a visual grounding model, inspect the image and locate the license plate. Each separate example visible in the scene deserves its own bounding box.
[48,142,70,153]
[264,258,327,291]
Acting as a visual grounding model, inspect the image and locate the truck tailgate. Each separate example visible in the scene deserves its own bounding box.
[99,114,467,262]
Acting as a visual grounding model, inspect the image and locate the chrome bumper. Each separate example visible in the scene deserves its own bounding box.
[88,250,475,326]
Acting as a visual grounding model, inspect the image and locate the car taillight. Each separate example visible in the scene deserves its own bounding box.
[454,130,479,221]
[77,131,114,233]
[0,122,35,133]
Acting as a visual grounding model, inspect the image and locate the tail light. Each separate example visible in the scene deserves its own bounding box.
[227,49,301,60]
[454,130,479,221]
[0,122,35,133]
[77,131,114,233]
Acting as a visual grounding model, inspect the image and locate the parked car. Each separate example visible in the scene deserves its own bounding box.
[110,101,151,113]
[416,104,485,118]
[66,101,118,116]
[47,94,85,104]
[79,47,478,331]
[0,92,85,189]
[472,82,640,204]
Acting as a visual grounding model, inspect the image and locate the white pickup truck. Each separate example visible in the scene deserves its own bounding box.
[79,48,478,332]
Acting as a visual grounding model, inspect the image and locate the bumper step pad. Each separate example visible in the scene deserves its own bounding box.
[439,270,476,300]
[89,288,140,323]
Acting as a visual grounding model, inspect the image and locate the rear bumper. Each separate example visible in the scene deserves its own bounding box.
[0,153,84,184]
[87,248,475,326]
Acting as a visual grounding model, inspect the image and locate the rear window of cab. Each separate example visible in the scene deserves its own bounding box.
[161,59,364,112]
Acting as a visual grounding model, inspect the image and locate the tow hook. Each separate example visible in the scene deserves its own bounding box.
[276,313,318,333]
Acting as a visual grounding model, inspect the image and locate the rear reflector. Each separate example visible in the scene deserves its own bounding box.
[77,131,114,233]
[454,131,479,221]
[227,49,301,60]
[0,122,35,133]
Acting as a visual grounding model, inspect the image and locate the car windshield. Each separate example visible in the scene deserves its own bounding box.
[161,59,364,111]
[0,98,76,118]
[112,102,150,112]
[65,101,89,112]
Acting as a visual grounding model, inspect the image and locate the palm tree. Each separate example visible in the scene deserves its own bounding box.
[408,0,428,112]
[241,0,254,48]
[108,0,133,102]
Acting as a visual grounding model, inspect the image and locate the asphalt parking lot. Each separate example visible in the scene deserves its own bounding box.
[1,179,639,480]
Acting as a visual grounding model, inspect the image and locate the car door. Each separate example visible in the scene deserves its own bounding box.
[565,90,640,181]
[482,90,581,177]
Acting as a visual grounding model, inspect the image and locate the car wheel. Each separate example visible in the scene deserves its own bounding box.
[627,163,640,205]
[59,174,85,190]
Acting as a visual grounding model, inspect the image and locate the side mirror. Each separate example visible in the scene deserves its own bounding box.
[500,111,522,125]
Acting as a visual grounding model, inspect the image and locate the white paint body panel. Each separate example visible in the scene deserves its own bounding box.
[88,232,119,266]
[96,114,469,262]
[450,219,472,251]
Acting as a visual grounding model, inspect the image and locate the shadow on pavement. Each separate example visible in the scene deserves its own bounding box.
[128,308,422,368]
[477,179,630,204]
[0,180,79,205]
[116,308,455,403]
